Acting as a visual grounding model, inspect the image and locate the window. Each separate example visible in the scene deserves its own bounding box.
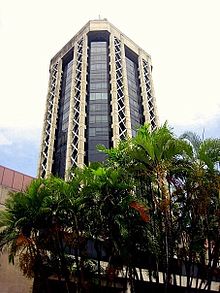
[89,93,108,100]
[90,104,108,111]
[89,128,95,136]
[90,82,107,90]
[89,115,108,123]
[63,111,69,121]
[126,56,143,130]
[88,41,110,162]
[88,127,109,137]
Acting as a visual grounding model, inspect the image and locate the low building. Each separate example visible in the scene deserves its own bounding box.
[0,165,33,293]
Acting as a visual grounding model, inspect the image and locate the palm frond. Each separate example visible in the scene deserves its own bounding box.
[180,131,202,154]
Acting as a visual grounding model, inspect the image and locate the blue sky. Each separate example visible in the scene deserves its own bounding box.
[0,0,220,176]
[0,127,41,177]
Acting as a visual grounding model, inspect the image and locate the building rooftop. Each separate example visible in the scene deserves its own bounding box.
[50,19,151,65]
[0,165,34,192]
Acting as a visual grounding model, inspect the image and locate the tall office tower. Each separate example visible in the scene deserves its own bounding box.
[38,19,159,179]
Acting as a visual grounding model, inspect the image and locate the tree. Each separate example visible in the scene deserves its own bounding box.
[0,178,52,292]
[178,131,220,290]
[0,176,85,293]
[1,125,219,293]
[101,123,193,290]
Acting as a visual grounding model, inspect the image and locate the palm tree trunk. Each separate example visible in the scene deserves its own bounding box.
[56,230,71,293]
[156,167,171,292]
[94,238,101,289]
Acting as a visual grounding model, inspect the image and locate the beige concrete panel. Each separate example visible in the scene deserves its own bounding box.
[51,20,151,67]
[37,60,63,178]
[120,36,132,138]
[138,48,150,62]
[146,58,159,127]
[109,26,121,41]
[0,253,33,293]
[37,71,53,178]
[109,33,120,147]
[46,59,63,177]
[138,56,151,125]
[138,52,159,128]
[65,49,77,180]
[0,186,12,206]
[89,20,111,32]
[77,34,88,168]
[0,185,33,292]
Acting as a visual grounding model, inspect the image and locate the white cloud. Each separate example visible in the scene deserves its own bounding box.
[0,126,41,147]
[0,132,12,145]
[170,114,220,139]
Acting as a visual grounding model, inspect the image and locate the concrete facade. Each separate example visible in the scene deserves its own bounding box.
[38,19,159,179]
[0,165,33,293]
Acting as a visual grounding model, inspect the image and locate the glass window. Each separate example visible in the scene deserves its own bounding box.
[89,128,95,136]
[88,41,110,162]
[89,116,95,123]
[126,56,143,133]
[63,111,69,121]
[90,93,95,100]
[89,93,108,100]
[101,93,108,100]
[96,116,102,123]
[90,104,108,111]
[89,115,108,123]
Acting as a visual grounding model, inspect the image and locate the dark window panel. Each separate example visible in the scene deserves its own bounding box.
[52,56,73,178]
[126,56,143,136]
[87,41,110,163]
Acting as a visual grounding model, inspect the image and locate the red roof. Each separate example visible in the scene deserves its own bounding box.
[0,165,34,191]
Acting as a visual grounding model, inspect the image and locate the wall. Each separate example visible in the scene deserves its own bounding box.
[0,165,34,292]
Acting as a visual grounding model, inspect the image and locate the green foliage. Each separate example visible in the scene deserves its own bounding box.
[0,123,219,291]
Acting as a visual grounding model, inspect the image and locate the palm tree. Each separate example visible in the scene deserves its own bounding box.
[79,165,131,288]
[0,164,143,292]
[100,122,193,290]
[179,131,220,291]
[180,131,220,171]
[127,123,192,290]
[0,176,84,293]
[0,178,53,292]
